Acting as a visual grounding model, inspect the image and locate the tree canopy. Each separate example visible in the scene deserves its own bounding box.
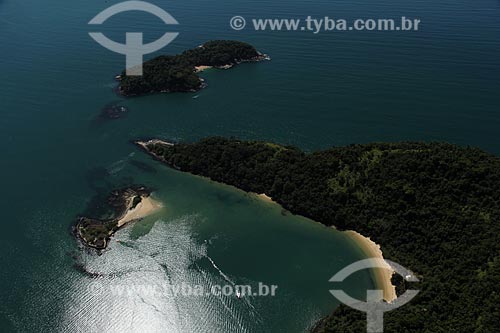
[119,40,262,96]
[141,137,500,332]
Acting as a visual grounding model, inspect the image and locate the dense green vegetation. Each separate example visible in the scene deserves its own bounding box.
[76,215,117,250]
[76,186,149,250]
[182,40,263,66]
[141,137,500,332]
[119,40,264,96]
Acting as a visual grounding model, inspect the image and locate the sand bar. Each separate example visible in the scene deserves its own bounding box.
[117,196,163,227]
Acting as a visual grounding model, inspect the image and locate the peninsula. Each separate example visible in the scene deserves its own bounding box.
[75,186,162,250]
[117,40,269,96]
[136,137,500,332]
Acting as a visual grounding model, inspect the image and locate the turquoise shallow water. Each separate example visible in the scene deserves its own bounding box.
[0,0,499,331]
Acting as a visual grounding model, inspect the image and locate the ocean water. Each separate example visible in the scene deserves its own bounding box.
[0,0,499,331]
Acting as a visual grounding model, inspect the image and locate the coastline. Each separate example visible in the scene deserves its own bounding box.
[117,42,271,97]
[255,193,277,204]
[138,143,279,207]
[136,139,175,150]
[137,138,398,302]
[194,65,213,73]
[344,230,397,302]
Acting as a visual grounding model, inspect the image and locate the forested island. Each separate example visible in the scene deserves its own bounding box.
[75,186,161,250]
[137,137,500,332]
[118,40,269,96]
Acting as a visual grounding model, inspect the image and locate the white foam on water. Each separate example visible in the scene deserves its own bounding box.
[206,255,237,287]
[106,158,127,175]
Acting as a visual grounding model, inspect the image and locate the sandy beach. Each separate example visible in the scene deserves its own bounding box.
[117,196,163,227]
[255,193,277,204]
[194,65,213,73]
[344,230,397,302]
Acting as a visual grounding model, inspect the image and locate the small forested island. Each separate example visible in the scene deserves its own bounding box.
[117,40,269,96]
[137,137,500,332]
[75,186,161,250]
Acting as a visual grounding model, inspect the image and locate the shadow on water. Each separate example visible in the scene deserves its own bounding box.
[91,101,130,125]
[82,167,136,218]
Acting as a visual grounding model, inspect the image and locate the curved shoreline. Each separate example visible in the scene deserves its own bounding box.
[253,190,396,302]
[344,230,397,302]
[137,139,398,301]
